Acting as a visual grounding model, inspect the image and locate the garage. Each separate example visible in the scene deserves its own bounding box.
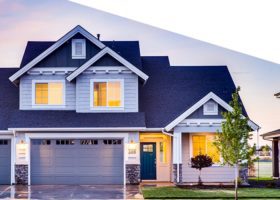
[0,139,11,185]
[31,139,124,185]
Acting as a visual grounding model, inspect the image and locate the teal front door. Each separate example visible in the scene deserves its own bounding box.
[140,143,156,180]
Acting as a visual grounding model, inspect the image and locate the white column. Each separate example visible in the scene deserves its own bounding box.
[173,130,182,183]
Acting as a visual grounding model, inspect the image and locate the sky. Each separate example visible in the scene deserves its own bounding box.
[0,0,279,146]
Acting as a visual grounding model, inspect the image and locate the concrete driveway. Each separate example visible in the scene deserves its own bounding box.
[0,185,142,199]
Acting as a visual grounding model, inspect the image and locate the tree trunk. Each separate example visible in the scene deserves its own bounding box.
[235,163,239,200]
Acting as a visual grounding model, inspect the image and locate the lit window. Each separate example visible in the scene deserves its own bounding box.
[192,135,220,163]
[34,82,64,105]
[72,39,86,59]
[203,101,218,115]
[92,80,122,108]
[160,142,167,163]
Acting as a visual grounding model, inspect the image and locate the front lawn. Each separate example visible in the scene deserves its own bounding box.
[142,187,280,199]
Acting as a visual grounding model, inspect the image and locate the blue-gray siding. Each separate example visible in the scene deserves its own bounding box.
[0,139,11,185]
[76,73,138,113]
[34,33,100,68]
[20,74,76,110]
[31,139,124,185]
[187,100,226,119]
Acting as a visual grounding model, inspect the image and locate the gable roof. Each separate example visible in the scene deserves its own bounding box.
[20,41,143,69]
[164,92,259,131]
[9,25,105,82]
[66,47,149,81]
[139,56,257,129]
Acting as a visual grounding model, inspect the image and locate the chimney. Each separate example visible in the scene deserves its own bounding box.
[97,34,100,40]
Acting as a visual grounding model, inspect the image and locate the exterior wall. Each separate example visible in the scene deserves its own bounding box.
[76,72,138,112]
[20,74,76,110]
[182,133,235,183]
[15,164,28,184]
[34,33,100,68]
[126,164,140,184]
[187,100,226,119]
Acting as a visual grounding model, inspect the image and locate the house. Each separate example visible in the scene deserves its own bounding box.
[0,25,259,185]
[262,130,280,178]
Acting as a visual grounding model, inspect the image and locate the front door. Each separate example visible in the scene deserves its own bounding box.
[140,142,156,180]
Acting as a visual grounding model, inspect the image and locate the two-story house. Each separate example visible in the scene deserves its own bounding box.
[0,25,259,185]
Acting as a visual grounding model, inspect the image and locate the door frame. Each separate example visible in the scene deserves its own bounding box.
[25,132,129,185]
[140,142,157,180]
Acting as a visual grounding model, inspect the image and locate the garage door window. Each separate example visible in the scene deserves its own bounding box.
[0,140,8,145]
[56,140,75,145]
[80,140,98,145]
[103,139,122,145]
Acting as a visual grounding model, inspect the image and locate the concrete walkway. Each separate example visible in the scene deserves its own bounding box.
[0,185,143,199]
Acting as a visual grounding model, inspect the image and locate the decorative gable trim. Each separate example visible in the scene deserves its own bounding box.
[164,92,260,132]
[66,47,149,81]
[9,25,105,83]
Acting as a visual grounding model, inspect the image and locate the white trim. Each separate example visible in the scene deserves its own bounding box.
[9,25,105,82]
[90,79,124,111]
[66,47,149,81]
[31,80,66,109]
[165,92,260,131]
[203,101,218,115]
[25,132,129,185]
[0,131,13,135]
[71,39,86,59]
[8,127,146,132]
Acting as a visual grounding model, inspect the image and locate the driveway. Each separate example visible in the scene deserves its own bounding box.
[0,185,142,199]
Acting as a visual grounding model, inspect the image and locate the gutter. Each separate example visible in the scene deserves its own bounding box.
[8,127,147,132]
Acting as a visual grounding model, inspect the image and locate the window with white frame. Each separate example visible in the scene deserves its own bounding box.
[91,79,123,109]
[32,80,65,107]
[72,39,86,59]
[203,101,218,115]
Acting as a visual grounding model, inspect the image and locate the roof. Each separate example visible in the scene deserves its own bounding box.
[261,129,280,139]
[20,41,142,69]
[139,56,248,128]
[0,68,145,129]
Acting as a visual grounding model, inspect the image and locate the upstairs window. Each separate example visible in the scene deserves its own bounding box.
[32,80,65,107]
[72,39,86,59]
[90,79,123,109]
[203,101,218,115]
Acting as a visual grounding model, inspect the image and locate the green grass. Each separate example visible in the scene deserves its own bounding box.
[249,177,273,181]
[142,187,280,199]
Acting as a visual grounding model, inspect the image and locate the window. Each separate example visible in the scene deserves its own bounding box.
[103,139,122,145]
[33,81,65,107]
[80,140,98,145]
[192,135,220,163]
[72,39,86,59]
[0,140,8,145]
[32,140,51,145]
[91,80,123,109]
[56,139,75,145]
[143,144,153,152]
[160,142,167,163]
[203,101,218,115]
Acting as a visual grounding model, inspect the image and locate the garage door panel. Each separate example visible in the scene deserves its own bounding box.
[31,139,124,184]
[0,139,11,185]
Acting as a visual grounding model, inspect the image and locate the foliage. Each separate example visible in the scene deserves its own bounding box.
[191,154,213,185]
[213,86,251,199]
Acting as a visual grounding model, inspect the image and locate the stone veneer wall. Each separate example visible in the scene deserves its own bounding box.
[126,164,140,184]
[15,165,28,185]
[173,164,182,184]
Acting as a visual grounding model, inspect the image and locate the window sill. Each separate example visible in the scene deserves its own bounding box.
[72,56,86,59]
[31,105,66,109]
[90,106,125,111]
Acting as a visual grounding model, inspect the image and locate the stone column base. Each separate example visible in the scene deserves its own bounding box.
[126,164,140,185]
[15,165,28,185]
[173,164,182,184]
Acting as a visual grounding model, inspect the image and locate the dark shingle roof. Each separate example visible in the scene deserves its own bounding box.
[20,41,142,69]
[139,56,246,128]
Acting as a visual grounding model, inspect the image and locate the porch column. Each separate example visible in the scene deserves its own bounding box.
[172,130,182,183]
[272,138,279,178]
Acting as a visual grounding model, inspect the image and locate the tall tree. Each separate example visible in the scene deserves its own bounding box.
[214,87,251,200]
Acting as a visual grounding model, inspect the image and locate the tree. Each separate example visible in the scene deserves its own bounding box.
[214,87,251,200]
[191,154,213,185]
